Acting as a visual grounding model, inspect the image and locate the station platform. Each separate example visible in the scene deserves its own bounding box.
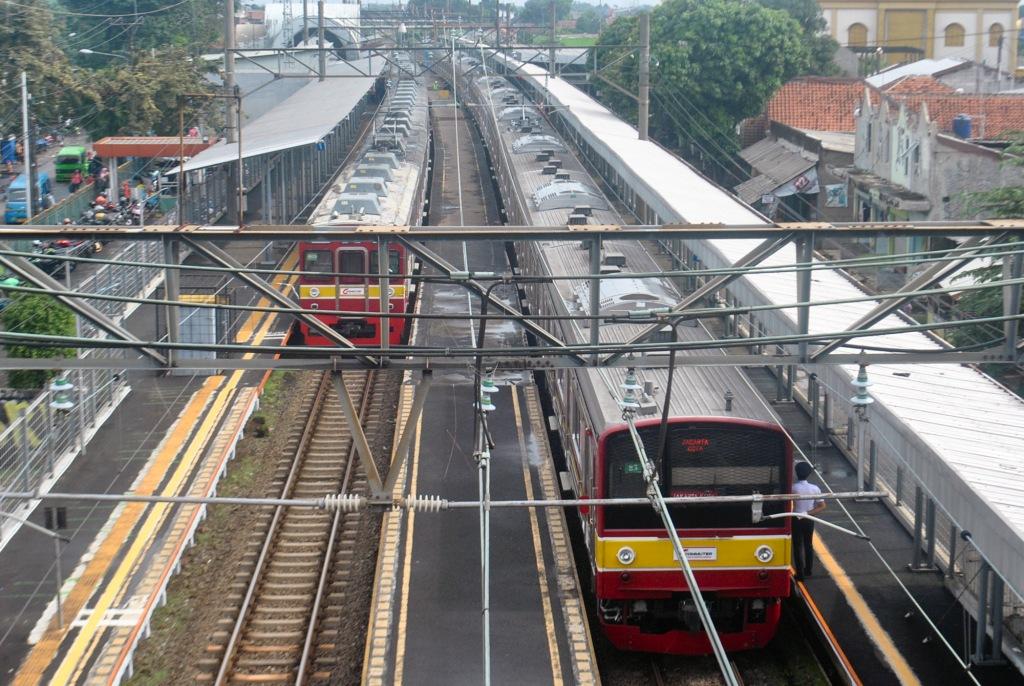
[744,367,1022,686]
[361,89,599,685]
[0,250,296,684]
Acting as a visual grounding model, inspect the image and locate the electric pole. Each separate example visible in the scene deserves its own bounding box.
[318,0,326,81]
[638,12,650,140]
[21,72,34,222]
[549,0,556,77]
[225,0,237,144]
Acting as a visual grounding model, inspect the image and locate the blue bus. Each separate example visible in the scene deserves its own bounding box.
[4,172,51,223]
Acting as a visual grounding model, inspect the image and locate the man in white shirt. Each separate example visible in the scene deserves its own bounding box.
[792,461,826,581]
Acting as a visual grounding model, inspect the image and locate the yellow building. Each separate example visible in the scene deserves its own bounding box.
[817,0,1018,71]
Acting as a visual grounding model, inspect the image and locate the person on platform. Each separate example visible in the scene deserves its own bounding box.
[69,169,83,193]
[792,461,826,581]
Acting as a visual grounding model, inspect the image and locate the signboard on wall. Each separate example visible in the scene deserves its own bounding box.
[825,183,848,208]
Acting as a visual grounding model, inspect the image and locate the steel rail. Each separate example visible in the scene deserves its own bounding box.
[213,372,333,686]
[296,371,377,684]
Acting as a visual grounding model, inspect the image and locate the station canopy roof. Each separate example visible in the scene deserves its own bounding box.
[93,136,212,158]
[175,59,382,174]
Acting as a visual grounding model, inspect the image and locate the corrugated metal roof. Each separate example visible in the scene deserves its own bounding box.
[866,58,968,89]
[739,137,817,178]
[734,174,779,204]
[177,59,381,173]
[492,51,1024,596]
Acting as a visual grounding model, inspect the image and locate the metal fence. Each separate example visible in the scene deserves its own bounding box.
[0,240,163,528]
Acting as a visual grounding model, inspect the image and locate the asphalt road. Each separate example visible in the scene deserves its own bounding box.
[0,135,91,219]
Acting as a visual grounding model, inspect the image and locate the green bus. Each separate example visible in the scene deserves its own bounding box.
[54,146,88,182]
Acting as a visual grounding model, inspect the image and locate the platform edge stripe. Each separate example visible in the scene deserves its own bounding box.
[525,385,602,686]
[814,538,921,686]
[49,372,244,685]
[512,386,565,686]
[10,376,225,686]
[361,381,414,686]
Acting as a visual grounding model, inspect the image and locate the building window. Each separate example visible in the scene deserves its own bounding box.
[989,23,1004,48]
[848,23,868,48]
[945,23,965,47]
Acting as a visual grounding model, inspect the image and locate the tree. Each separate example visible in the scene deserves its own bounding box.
[576,7,602,34]
[0,0,96,128]
[755,0,838,75]
[517,0,573,26]
[79,48,215,139]
[2,294,75,389]
[62,0,221,56]
[948,133,1024,360]
[593,0,811,181]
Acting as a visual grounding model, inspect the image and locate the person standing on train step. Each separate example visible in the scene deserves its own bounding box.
[792,461,826,581]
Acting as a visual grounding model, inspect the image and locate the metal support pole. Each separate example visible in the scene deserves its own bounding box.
[331,371,384,495]
[925,497,937,567]
[974,563,990,664]
[74,369,87,457]
[21,72,33,223]
[53,536,63,629]
[589,238,601,364]
[990,573,1004,661]
[796,236,813,362]
[823,392,832,434]
[225,0,238,144]
[18,408,30,491]
[638,13,650,141]
[845,416,854,450]
[809,375,822,448]
[866,439,877,491]
[1003,251,1022,357]
[785,365,794,401]
[163,237,181,369]
[911,485,925,569]
[895,466,903,506]
[774,365,784,402]
[303,0,309,44]
[44,396,54,475]
[947,524,959,578]
[317,0,326,81]
[549,0,556,78]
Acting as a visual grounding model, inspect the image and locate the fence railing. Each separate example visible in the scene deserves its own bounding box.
[0,240,164,537]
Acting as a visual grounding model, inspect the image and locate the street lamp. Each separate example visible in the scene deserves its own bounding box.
[78,49,130,60]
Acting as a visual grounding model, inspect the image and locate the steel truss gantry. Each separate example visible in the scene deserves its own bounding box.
[0,221,1021,371]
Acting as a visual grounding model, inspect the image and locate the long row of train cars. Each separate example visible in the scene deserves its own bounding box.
[455,53,796,654]
[292,47,797,656]
[295,53,430,347]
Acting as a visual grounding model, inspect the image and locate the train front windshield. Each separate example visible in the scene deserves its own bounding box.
[602,423,789,531]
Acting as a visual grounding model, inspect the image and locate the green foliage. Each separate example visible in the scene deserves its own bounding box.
[0,0,97,126]
[754,0,838,75]
[517,0,573,25]
[78,48,215,139]
[594,0,811,179]
[63,0,220,56]
[575,7,603,34]
[1,294,75,389]
[951,134,1024,354]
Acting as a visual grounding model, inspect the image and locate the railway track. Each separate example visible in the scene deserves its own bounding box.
[198,370,384,684]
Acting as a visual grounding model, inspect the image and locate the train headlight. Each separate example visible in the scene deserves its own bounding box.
[755,545,774,563]
[616,546,636,565]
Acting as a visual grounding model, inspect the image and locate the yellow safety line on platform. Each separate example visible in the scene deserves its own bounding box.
[512,387,564,686]
[814,538,921,686]
[12,376,223,686]
[394,411,423,685]
[16,256,298,686]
